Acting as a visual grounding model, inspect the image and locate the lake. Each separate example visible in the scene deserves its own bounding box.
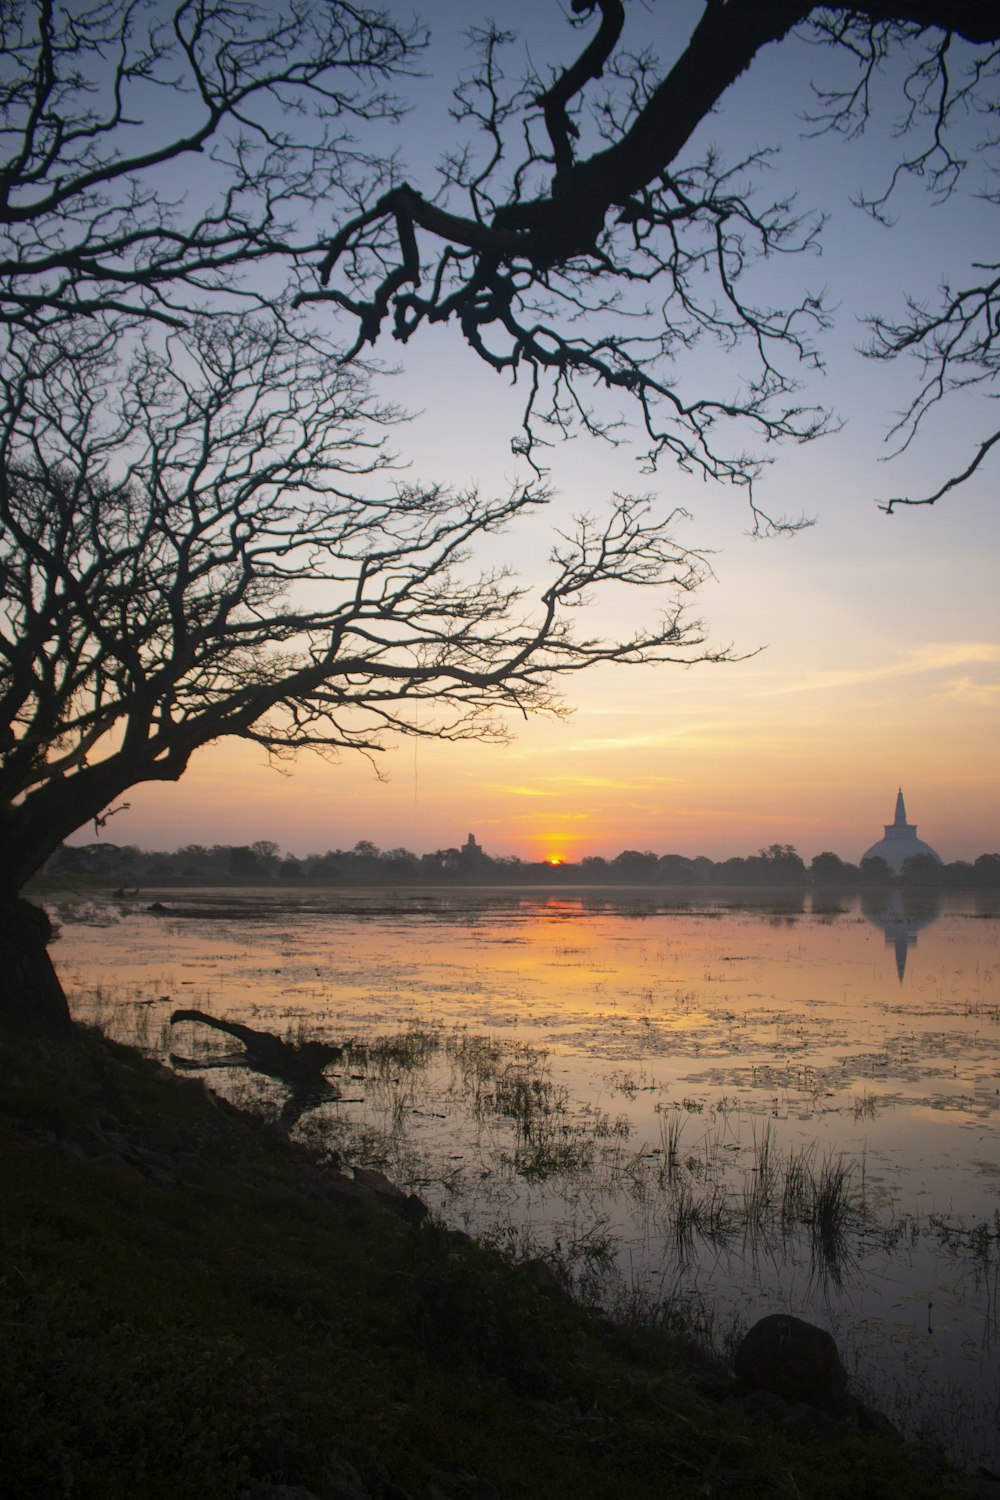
[50,885,1000,1469]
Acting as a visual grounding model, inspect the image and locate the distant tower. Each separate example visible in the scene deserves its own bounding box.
[461,833,485,864]
[861,789,942,874]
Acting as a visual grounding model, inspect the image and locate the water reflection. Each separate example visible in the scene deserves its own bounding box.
[862,888,942,982]
[53,888,1000,1470]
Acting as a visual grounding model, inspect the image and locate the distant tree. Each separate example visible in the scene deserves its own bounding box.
[901,853,945,886]
[973,854,1000,888]
[306,854,345,883]
[227,847,260,879]
[811,851,859,885]
[46,845,83,877]
[657,854,695,885]
[758,844,807,883]
[428,848,462,877]
[177,845,209,868]
[860,856,892,884]
[251,842,281,863]
[612,850,659,882]
[380,847,420,881]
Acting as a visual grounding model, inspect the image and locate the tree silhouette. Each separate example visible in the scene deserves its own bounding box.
[4,4,994,512]
[0,315,724,1024]
[4,1,996,1024]
[305,1,999,516]
[0,0,417,331]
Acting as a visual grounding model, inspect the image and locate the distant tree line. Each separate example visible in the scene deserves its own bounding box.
[42,839,1000,892]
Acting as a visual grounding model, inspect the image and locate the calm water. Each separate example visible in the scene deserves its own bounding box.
[51,886,1000,1468]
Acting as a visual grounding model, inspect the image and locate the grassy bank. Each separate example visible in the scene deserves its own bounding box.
[0,1019,968,1499]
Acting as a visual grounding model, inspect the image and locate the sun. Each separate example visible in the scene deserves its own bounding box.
[545,854,566,867]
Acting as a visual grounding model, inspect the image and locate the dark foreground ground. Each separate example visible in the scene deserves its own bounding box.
[0,1018,988,1500]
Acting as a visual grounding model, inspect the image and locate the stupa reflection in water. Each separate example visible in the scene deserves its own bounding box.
[863,887,941,982]
[860,791,943,980]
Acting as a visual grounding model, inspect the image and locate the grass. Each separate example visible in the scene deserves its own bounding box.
[0,1016,960,1500]
[144,1011,1000,1312]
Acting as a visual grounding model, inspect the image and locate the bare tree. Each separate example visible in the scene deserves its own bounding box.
[0,0,418,330]
[3,0,994,1027]
[302,1,1000,514]
[4,2,995,512]
[0,317,724,1024]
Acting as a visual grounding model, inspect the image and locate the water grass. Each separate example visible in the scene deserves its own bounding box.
[61,973,1000,1471]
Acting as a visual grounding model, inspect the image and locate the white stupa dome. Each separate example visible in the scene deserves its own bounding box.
[861,789,942,874]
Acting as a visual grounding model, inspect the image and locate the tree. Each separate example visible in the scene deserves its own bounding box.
[4,0,994,1021]
[900,852,944,885]
[228,847,261,879]
[0,0,418,332]
[757,844,806,882]
[973,854,1000,888]
[0,315,723,1024]
[657,854,696,885]
[306,1,999,516]
[810,851,858,884]
[5,2,995,514]
[612,848,659,881]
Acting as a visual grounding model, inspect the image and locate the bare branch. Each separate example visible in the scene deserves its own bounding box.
[303,1,998,506]
[0,0,422,329]
[0,316,728,892]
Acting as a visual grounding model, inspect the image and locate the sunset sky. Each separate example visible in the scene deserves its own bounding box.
[79,1,999,867]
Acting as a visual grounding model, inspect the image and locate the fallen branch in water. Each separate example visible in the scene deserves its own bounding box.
[169,1008,345,1122]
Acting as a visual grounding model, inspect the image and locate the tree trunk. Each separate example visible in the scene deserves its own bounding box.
[0,898,73,1030]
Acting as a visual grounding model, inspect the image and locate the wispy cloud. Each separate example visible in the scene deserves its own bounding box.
[490,773,681,796]
[939,676,1000,707]
[509,725,725,756]
[488,784,552,798]
[756,642,1000,697]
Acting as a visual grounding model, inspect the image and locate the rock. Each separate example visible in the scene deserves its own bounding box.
[318,1454,371,1499]
[780,1401,854,1443]
[733,1314,850,1415]
[352,1166,405,1199]
[352,1167,428,1221]
[855,1400,904,1442]
[442,1227,474,1248]
[519,1256,566,1297]
[739,1389,791,1420]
